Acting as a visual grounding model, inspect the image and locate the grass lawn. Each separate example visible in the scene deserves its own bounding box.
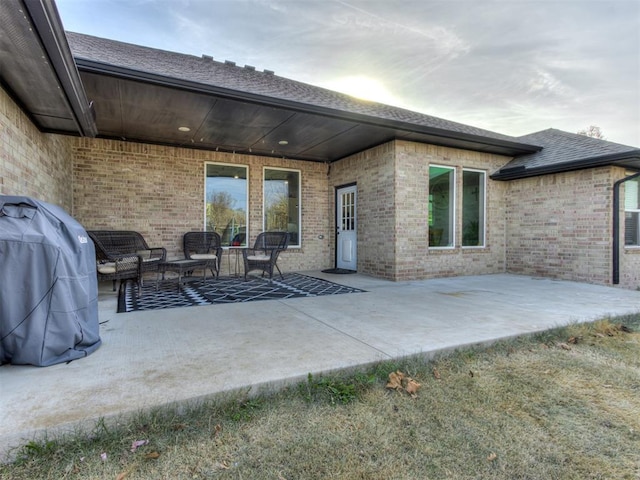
[2,314,639,479]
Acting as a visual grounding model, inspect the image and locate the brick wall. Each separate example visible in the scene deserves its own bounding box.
[0,86,73,210]
[328,142,397,277]
[395,141,510,281]
[329,140,511,280]
[72,138,331,273]
[5,76,636,289]
[505,167,616,285]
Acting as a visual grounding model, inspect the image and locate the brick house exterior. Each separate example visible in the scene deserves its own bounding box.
[2,0,640,289]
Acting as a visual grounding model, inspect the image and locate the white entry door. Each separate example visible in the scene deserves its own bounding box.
[336,185,357,271]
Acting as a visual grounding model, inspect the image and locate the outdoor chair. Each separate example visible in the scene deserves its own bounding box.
[242,231,289,281]
[88,230,166,292]
[183,231,222,278]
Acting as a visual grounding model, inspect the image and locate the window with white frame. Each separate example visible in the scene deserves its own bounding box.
[429,165,455,247]
[263,167,301,247]
[462,169,486,247]
[205,163,248,247]
[625,178,640,246]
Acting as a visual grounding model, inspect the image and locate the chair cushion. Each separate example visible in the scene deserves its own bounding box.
[136,249,151,260]
[97,263,117,274]
[190,253,217,260]
[247,255,270,261]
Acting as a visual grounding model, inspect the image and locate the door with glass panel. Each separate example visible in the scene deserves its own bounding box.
[336,185,357,271]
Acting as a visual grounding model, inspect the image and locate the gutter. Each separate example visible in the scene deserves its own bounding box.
[22,0,97,137]
[612,171,640,285]
[73,58,540,156]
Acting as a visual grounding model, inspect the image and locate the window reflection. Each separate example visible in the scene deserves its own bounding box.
[462,170,485,247]
[429,166,455,247]
[264,168,301,247]
[205,163,248,247]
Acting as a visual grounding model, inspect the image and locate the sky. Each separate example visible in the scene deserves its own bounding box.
[55,0,640,147]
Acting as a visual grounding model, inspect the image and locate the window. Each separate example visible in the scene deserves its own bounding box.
[462,169,486,247]
[264,167,301,247]
[205,163,248,247]
[625,178,640,246]
[429,166,455,247]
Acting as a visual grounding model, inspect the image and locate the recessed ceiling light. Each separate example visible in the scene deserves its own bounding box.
[178,126,191,132]
[278,140,288,145]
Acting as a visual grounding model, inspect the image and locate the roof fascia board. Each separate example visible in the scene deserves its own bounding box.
[23,0,97,136]
[74,58,541,156]
[491,151,640,180]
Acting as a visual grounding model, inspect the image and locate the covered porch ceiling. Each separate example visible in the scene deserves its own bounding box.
[74,58,538,163]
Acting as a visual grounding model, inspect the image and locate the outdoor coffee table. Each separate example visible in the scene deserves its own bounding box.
[158,259,212,291]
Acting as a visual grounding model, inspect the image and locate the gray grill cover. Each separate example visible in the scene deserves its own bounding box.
[0,196,101,366]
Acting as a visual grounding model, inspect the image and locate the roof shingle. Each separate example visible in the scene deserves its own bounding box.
[493,129,640,179]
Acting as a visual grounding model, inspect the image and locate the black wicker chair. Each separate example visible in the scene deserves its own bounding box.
[183,231,222,278]
[88,230,166,292]
[242,231,289,281]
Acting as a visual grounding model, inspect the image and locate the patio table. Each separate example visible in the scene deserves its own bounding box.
[158,259,212,291]
[226,247,245,277]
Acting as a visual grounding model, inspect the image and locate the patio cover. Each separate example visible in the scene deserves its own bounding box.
[0,196,101,366]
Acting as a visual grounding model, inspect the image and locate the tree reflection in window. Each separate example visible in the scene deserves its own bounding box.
[264,168,301,247]
[205,163,248,247]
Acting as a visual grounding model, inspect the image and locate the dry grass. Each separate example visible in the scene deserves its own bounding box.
[2,314,639,479]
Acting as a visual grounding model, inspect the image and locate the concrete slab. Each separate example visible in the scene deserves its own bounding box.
[1,272,639,460]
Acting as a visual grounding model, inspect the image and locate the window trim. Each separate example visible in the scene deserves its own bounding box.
[204,161,249,247]
[262,166,302,248]
[428,164,456,249]
[461,168,487,249]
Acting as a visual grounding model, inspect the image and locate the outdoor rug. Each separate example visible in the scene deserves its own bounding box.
[118,272,366,313]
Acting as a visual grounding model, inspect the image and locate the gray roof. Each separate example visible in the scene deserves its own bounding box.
[65,32,532,147]
[492,129,640,180]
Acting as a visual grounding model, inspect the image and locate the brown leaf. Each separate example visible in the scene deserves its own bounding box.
[405,379,421,396]
[432,368,441,380]
[487,452,497,461]
[145,451,160,459]
[116,471,131,480]
[559,342,571,350]
[213,424,222,437]
[386,371,405,390]
[567,336,579,344]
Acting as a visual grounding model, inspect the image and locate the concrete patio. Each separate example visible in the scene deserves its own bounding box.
[1,272,639,460]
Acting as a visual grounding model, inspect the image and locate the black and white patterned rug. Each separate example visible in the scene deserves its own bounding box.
[118,273,365,313]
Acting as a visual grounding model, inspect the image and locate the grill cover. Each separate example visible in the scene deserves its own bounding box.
[0,196,101,366]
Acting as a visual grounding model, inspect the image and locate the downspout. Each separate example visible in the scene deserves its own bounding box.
[612,171,640,284]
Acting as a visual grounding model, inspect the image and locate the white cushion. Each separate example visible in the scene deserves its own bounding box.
[97,263,116,274]
[190,253,217,260]
[247,255,270,261]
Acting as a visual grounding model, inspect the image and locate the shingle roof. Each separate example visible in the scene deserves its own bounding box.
[65,32,529,146]
[492,129,640,180]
